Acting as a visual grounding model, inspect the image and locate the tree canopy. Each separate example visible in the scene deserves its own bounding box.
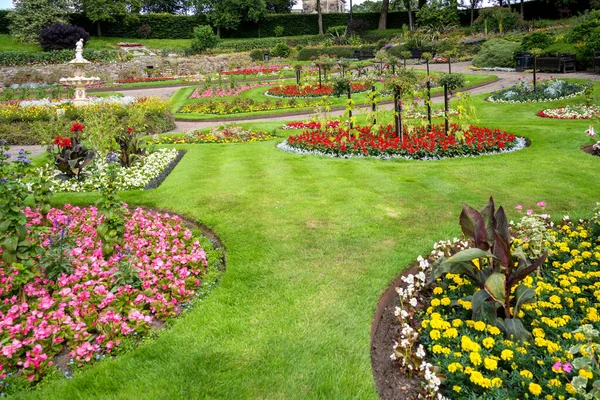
[193,0,268,31]
[9,0,74,43]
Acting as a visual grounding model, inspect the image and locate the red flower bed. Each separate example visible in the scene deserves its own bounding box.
[282,121,340,130]
[219,66,282,75]
[115,77,176,84]
[267,83,369,98]
[284,124,519,159]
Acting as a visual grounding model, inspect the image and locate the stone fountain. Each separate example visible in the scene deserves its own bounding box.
[60,39,100,106]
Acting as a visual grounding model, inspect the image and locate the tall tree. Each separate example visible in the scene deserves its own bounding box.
[194,0,267,36]
[9,0,73,43]
[378,0,389,29]
[402,0,416,30]
[80,0,142,36]
[265,0,296,12]
[317,0,323,35]
[354,0,383,12]
[142,0,191,13]
[463,0,482,25]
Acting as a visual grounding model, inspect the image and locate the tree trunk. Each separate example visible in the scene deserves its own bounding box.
[408,7,413,30]
[378,0,390,30]
[216,26,221,37]
[317,0,324,35]
[520,0,524,17]
[470,3,475,26]
[426,59,432,129]
[96,21,102,37]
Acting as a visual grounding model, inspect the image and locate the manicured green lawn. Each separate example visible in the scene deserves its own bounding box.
[0,34,40,52]
[19,83,600,399]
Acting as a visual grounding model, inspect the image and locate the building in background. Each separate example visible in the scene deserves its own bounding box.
[302,0,346,13]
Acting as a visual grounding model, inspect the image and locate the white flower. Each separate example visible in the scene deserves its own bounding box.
[409,297,418,307]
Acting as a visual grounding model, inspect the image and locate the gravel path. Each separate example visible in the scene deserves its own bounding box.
[8,61,600,154]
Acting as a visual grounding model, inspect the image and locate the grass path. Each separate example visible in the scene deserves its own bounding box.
[19,87,600,399]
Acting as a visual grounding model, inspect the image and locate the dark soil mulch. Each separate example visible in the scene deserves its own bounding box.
[582,143,600,157]
[371,264,424,400]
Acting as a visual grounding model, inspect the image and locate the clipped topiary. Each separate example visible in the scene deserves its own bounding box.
[270,42,291,58]
[472,39,519,68]
[38,22,90,52]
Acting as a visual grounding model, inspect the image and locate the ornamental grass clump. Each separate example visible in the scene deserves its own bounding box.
[392,201,600,399]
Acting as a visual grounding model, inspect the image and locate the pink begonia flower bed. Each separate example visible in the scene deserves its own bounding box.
[189,83,268,98]
[0,205,216,385]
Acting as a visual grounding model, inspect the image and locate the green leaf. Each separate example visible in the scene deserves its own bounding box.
[572,357,592,369]
[0,219,10,233]
[485,273,506,304]
[460,203,489,250]
[513,285,536,315]
[446,248,493,264]
[570,344,581,354]
[3,235,18,253]
[572,376,588,390]
[503,318,531,342]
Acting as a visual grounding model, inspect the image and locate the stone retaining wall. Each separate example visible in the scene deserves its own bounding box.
[1,53,250,86]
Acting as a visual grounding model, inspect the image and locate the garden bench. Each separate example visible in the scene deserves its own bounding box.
[536,53,576,73]
[593,51,600,72]
[353,50,375,60]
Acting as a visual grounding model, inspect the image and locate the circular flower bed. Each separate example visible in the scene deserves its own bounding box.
[179,98,326,115]
[0,205,222,387]
[278,124,524,160]
[537,105,600,119]
[266,83,369,98]
[152,124,276,144]
[390,202,600,399]
[488,79,587,103]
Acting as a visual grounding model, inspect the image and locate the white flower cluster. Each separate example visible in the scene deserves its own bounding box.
[19,96,137,108]
[538,104,600,119]
[44,148,179,192]
[487,83,586,104]
[276,137,527,161]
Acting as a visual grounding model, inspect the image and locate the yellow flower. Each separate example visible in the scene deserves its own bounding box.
[452,385,461,392]
[482,337,495,349]
[529,382,542,396]
[429,330,441,340]
[484,357,498,371]
[521,370,533,379]
[579,369,593,379]
[474,321,486,331]
[501,349,514,361]
[469,351,482,366]
[448,362,463,373]
[433,287,443,295]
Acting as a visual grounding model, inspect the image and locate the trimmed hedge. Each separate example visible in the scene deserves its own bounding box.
[0,49,119,66]
[0,10,9,34]
[217,35,323,51]
[296,45,376,61]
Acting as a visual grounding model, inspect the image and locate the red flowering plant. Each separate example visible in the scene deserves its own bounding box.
[283,123,520,159]
[267,83,369,98]
[49,122,94,180]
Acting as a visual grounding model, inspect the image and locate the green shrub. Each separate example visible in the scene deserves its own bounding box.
[519,32,553,52]
[191,25,220,53]
[271,42,291,58]
[473,7,524,33]
[472,39,519,68]
[416,0,459,30]
[0,122,41,145]
[296,45,375,61]
[249,49,268,61]
[0,49,119,67]
[326,25,347,36]
[565,10,600,44]
[215,35,322,52]
[274,25,284,37]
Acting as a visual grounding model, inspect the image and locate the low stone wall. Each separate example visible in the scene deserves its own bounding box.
[0,53,250,86]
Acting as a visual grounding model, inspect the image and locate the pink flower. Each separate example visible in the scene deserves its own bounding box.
[537,202,546,207]
[515,204,523,210]
[552,361,563,372]
[563,362,573,373]
[526,209,534,215]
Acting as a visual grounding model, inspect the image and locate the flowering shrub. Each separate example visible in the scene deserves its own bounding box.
[282,121,341,130]
[488,78,587,103]
[189,84,268,98]
[115,77,177,84]
[280,124,522,160]
[391,205,600,399]
[266,83,369,98]
[219,65,284,75]
[179,97,325,115]
[537,105,600,119]
[0,205,221,388]
[40,148,181,192]
[153,125,277,144]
